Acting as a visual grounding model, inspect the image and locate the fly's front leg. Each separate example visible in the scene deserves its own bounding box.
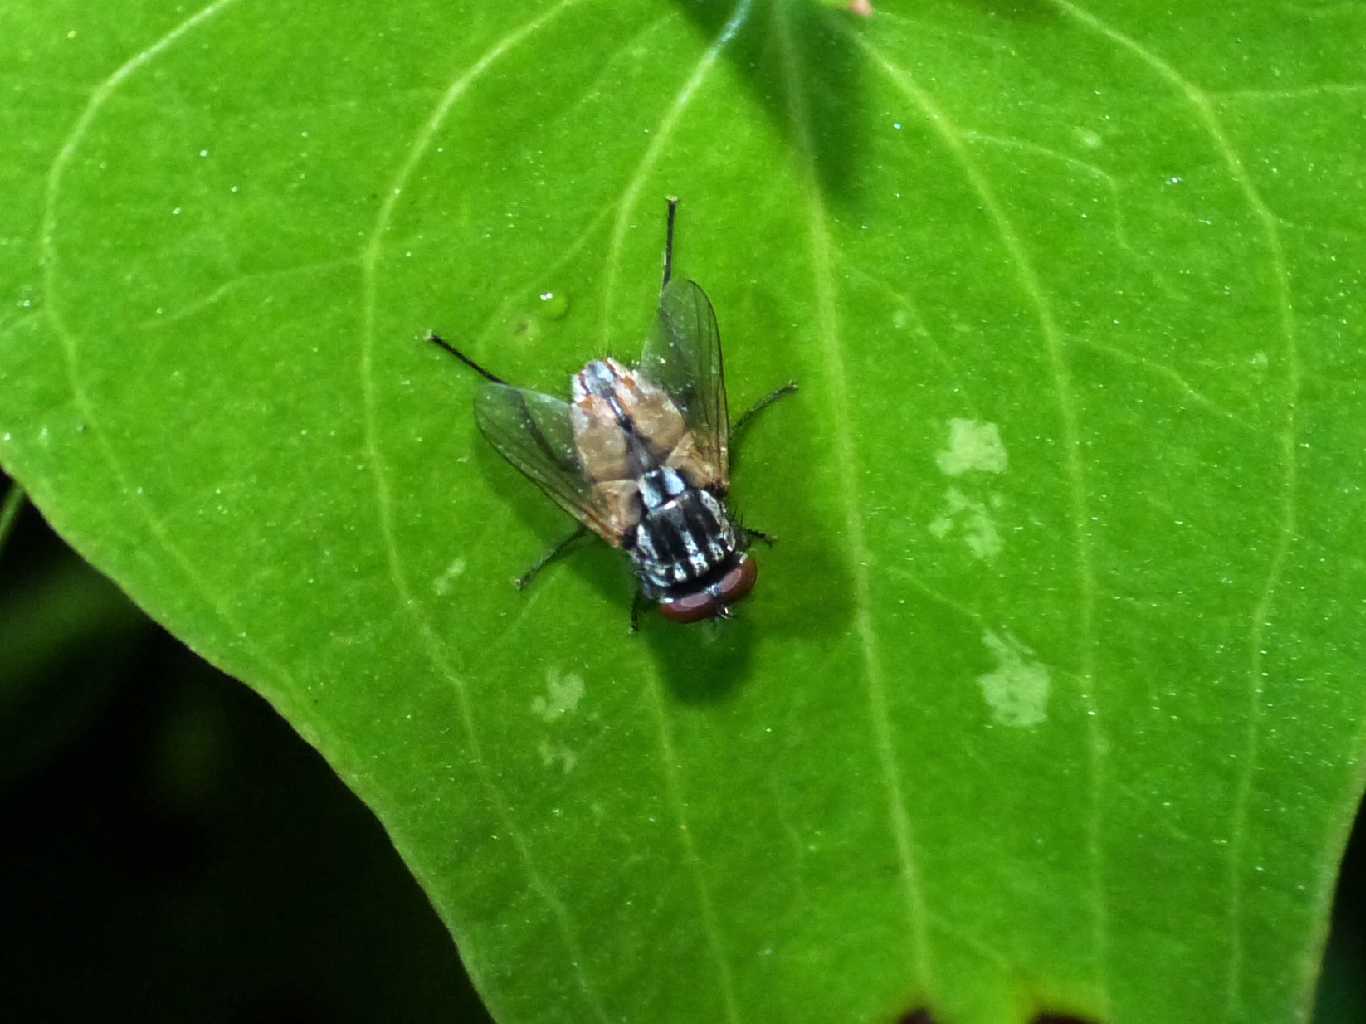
[661,196,679,290]
[515,525,590,591]
[630,590,649,633]
[742,527,776,548]
[732,382,798,443]
[426,333,508,384]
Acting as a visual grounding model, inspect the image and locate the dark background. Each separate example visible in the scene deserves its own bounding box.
[1,472,1361,1023]
[0,476,492,1024]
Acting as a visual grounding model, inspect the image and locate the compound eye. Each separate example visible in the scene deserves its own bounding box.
[658,589,721,624]
[716,555,758,604]
[656,557,758,624]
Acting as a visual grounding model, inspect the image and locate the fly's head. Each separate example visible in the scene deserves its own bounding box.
[655,550,759,624]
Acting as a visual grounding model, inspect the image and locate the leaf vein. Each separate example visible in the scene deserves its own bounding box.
[39,1,306,689]
[852,30,1110,1010]
[357,3,613,1021]
[836,256,984,413]
[646,683,743,1024]
[1069,337,1256,429]
[958,129,1192,303]
[1045,5,1302,1018]
[782,7,938,994]
[599,0,756,347]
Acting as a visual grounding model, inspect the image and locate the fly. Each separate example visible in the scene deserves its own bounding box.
[428,198,796,630]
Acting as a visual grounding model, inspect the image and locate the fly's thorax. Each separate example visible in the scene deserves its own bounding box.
[629,472,738,595]
[629,471,760,623]
[637,465,688,510]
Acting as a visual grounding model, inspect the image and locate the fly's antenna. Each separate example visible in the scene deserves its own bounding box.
[661,195,680,292]
[426,333,508,385]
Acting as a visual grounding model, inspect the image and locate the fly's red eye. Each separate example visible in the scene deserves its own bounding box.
[658,590,721,624]
[716,556,758,604]
[656,557,758,624]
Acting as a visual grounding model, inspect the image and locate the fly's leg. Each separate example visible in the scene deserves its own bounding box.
[731,386,796,546]
[630,590,649,633]
[430,332,587,590]
[661,196,680,291]
[426,333,508,384]
[515,525,590,591]
[732,382,799,443]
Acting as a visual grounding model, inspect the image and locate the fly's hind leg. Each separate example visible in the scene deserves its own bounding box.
[515,525,590,591]
[732,382,799,443]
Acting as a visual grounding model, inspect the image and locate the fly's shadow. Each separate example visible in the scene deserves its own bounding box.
[669,0,868,206]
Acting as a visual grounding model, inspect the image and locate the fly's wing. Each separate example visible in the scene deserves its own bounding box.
[638,278,730,488]
[474,384,623,544]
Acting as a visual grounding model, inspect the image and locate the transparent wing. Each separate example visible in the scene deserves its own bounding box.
[474,384,620,543]
[638,278,730,487]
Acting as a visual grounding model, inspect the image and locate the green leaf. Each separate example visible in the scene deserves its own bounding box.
[2,1,1364,1021]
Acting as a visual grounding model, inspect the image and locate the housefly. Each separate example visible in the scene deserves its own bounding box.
[428,198,796,630]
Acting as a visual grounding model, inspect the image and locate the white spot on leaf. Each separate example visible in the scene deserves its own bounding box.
[936,418,1008,476]
[538,738,577,774]
[929,487,1002,560]
[1074,126,1103,149]
[431,556,466,596]
[977,630,1050,728]
[532,668,584,722]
